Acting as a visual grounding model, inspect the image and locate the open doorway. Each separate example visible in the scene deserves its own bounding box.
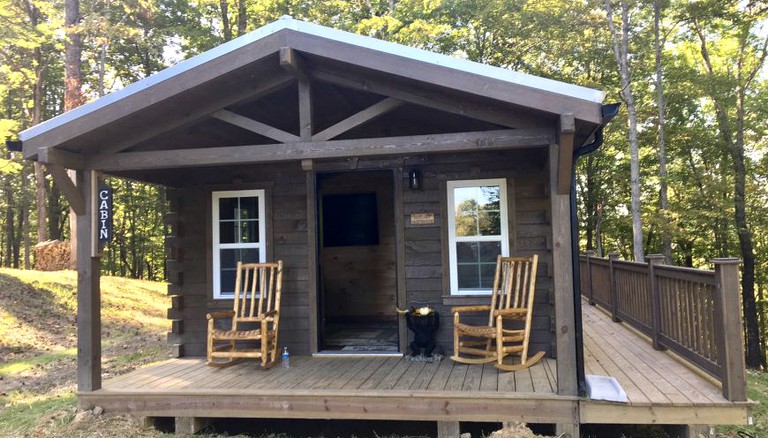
[317,171,399,354]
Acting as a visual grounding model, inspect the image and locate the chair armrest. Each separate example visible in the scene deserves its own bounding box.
[493,308,527,317]
[206,310,235,320]
[452,305,491,314]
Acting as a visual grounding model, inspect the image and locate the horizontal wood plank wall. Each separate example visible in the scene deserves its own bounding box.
[175,162,311,356]
[401,148,553,356]
[172,149,552,358]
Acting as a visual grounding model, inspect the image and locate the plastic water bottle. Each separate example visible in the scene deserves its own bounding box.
[282,347,290,368]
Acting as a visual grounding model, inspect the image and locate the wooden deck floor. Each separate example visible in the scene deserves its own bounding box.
[79,302,752,426]
[580,302,751,424]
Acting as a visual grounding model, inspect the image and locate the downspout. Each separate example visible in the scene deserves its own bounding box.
[571,103,620,397]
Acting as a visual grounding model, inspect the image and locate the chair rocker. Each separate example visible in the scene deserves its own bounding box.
[451,255,545,372]
[206,261,283,368]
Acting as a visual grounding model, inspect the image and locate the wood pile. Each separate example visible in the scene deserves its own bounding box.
[34,240,71,271]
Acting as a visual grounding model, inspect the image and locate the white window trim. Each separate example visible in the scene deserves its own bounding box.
[212,189,267,299]
[447,179,510,296]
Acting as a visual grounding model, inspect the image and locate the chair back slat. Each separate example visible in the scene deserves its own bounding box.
[231,261,283,323]
[487,255,539,326]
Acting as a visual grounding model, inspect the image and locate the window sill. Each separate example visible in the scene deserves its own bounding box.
[442,295,492,306]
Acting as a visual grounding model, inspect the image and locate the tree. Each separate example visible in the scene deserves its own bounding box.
[605,0,645,262]
[685,0,767,369]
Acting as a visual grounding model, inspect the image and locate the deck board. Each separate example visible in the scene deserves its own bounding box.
[82,303,750,426]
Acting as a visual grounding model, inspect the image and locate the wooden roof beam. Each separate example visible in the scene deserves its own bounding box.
[98,73,294,156]
[279,47,313,140]
[89,128,554,172]
[556,113,575,195]
[312,97,403,141]
[39,147,85,170]
[212,110,300,143]
[48,165,85,215]
[310,66,547,130]
[279,46,307,81]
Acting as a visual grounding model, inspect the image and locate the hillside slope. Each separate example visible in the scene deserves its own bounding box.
[0,269,171,436]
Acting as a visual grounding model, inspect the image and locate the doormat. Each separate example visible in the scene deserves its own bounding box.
[405,353,443,363]
[341,345,399,352]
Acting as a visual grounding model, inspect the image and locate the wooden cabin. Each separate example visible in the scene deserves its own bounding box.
[20,17,751,437]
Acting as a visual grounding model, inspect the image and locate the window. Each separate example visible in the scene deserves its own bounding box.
[212,190,266,299]
[447,179,509,295]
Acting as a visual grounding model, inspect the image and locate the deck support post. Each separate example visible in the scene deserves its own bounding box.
[549,144,579,401]
[555,422,579,438]
[647,254,665,350]
[175,417,208,434]
[608,252,621,322]
[585,250,595,305]
[712,257,747,401]
[76,169,102,392]
[436,421,460,438]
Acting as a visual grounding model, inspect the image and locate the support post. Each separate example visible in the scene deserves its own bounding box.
[586,250,595,305]
[608,252,621,322]
[77,170,102,391]
[306,168,318,353]
[175,417,208,434]
[647,254,665,350]
[549,145,579,431]
[712,258,746,401]
[436,421,460,438]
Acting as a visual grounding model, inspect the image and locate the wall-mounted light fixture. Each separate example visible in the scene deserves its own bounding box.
[409,169,422,190]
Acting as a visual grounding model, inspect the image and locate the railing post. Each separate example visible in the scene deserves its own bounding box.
[608,252,621,322]
[586,250,596,305]
[647,254,665,351]
[712,258,746,401]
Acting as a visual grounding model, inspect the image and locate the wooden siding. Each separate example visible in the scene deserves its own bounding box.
[171,148,554,357]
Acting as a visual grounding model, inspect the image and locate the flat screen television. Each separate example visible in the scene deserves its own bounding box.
[322,193,379,247]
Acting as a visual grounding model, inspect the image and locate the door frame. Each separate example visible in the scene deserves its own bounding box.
[306,167,407,354]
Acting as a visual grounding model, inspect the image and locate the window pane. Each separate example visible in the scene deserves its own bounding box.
[478,210,501,236]
[238,196,259,220]
[238,248,260,263]
[219,198,237,220]
[239,220,260,243]
[456,242,479,264]
[219,249,237,294]
[219,222,236,244]
[457,264,480,289]
[479,241,501,262]
[480,263,497,289]
[219,248,261,295]
[453,187,479,237]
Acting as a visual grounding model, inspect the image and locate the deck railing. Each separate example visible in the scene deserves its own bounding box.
[579,252,747,401]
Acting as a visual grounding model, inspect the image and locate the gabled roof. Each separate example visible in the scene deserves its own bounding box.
[21,16,605,160]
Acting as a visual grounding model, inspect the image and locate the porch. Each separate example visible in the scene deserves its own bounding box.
[78,303,751,429]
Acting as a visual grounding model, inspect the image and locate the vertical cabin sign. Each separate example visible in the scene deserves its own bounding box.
[97,185,113,243]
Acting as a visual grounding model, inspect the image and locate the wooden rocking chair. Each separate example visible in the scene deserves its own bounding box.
[451,255,545,371]
[206,261,283,368]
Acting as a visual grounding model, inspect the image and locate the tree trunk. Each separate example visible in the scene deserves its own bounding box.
[26,0,48,246]
[606,0,644,262]
[654,0,671,264]
[65,0,83,269]
[237,0,247,37]
[20,162,30,269]
[220,0,232,41]
[4,151,16,268]
[693,19,767,368]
